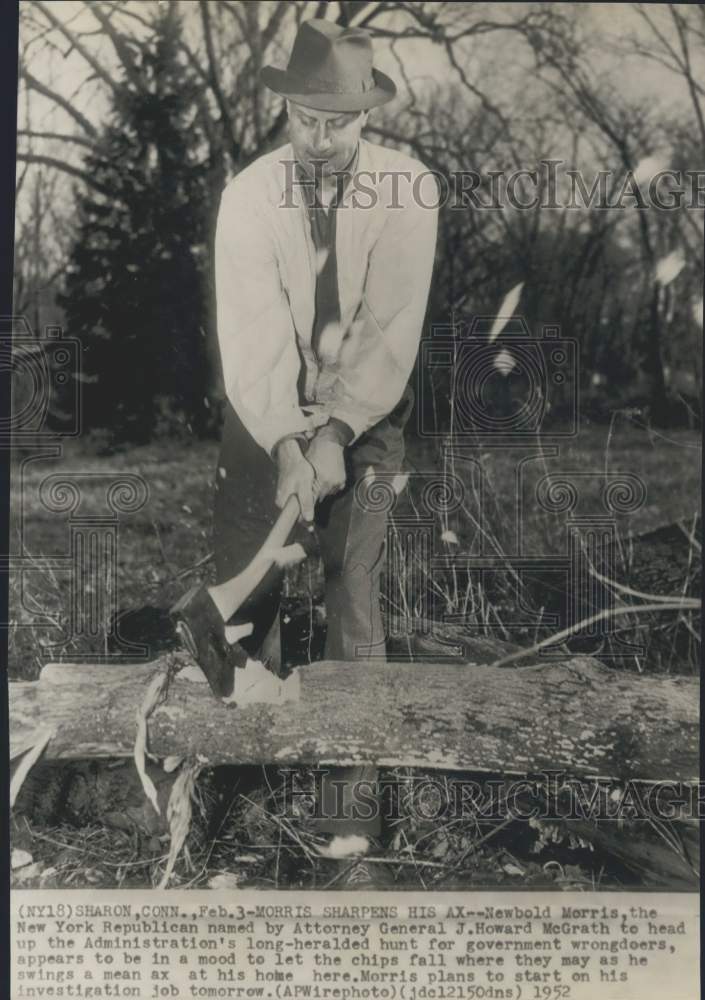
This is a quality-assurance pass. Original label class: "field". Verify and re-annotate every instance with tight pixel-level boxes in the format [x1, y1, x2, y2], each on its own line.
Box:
[8, 419, 701, 891]
[8, 418, 701, 677]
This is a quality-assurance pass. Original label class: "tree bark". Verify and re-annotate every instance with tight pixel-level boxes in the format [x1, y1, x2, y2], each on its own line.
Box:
[8, 654, 698, 782]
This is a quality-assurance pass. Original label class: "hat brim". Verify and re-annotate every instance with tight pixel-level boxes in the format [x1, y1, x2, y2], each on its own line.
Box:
[260, 65, 396, 111]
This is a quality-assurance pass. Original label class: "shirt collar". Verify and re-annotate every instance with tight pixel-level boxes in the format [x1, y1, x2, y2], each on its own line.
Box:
[295, 145, 360, 210]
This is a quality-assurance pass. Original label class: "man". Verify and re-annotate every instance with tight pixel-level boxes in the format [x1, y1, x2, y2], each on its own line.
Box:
[175, 18, 438, 858]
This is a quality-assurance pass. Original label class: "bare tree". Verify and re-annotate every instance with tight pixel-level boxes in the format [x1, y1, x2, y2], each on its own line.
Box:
[516, 4, 703, 419]
[13, 0, 704, 420]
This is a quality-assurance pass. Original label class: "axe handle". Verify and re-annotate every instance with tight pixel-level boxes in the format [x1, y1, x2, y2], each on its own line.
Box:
[219, 493, 302, 622]
[263, 493, 301, 551]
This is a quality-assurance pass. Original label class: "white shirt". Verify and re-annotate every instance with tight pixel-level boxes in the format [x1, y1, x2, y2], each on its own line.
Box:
[214, 138, 439, 455]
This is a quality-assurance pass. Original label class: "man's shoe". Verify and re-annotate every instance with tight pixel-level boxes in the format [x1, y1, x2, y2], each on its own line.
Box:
[171, 585, 248, 699]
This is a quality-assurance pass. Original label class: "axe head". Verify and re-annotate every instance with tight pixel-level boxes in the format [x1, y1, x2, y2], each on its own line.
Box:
[171, 585, 299, 704]
[171, 585, 247, 699]
[179, 655, 300, 706]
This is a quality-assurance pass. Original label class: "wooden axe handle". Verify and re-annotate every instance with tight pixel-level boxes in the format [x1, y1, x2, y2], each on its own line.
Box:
[220, 494, 302, 622]
[262, 493, 301, 551]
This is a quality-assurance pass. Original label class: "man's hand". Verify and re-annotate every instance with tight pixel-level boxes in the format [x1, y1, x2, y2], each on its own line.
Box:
[306, 431, 347, 501]
[274, 438, 316, 524]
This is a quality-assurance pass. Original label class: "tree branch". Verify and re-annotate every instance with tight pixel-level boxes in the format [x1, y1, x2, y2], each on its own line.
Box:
[20, 66, 98, 137]
[18, 129, 95, 150]
[16, 153, 111, 197]
[200, 1, 242, 163]
[28, 0, 123, 97]
[669, 5, 705, 152]
[86, 2, 146, 93]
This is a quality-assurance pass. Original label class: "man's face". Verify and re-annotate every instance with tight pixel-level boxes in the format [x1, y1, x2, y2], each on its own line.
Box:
[287, 101, 367, 178]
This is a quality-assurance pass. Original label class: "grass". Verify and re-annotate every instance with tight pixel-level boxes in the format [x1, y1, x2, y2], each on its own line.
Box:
[388, 416, 701, 672]
[7, 419, 701, 678]
[8, 435, 216, 678]
[11, 764, 651, 892]
[7, 418, 701, 890]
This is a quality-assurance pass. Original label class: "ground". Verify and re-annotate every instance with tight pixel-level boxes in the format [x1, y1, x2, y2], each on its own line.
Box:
[8, 419, 702, 890]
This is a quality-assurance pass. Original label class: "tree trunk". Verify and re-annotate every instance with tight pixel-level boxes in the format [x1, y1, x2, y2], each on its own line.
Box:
[623, 517, 701, 596]
[9, 653, 698, 782]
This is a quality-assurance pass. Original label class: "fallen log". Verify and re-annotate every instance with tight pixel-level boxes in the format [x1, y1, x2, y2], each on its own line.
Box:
[563, 818, 700, 889]
[9, 652, 699, 782]
[623, 517, 701, 596]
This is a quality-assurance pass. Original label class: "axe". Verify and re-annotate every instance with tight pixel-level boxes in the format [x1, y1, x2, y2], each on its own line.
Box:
[172, 494, 305, 706]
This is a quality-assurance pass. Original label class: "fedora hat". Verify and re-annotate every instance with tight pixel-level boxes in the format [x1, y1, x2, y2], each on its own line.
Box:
[260, 19, 396, 112]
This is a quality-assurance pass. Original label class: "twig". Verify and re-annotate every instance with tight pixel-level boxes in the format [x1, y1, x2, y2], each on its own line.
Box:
[587, 566, 699, 606]
[678, 519, 701, 553]
[491, 601, 700, 670]
[238, 794, 318, 865]
[29, 829, 168, 870]
[400, 826, 427, 890]
[321, 854, 453, 890]
[151, 519, 176, 576]
[433, 815, 516, 884]
[173, 552, 213, 582]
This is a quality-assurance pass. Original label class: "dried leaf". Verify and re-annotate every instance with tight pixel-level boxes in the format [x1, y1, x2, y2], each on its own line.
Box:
[10, 727, 54, 809]
[11, 848, 33, 870]
[13, 862, 43, 883]
[134, 671, 170, 816]
[157, 762, 202, 889]
[502, 862, 525, 876]
[430, 836, 450, 859]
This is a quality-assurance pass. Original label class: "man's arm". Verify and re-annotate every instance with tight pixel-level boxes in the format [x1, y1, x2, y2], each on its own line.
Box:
[215, 178, 319, 518]
[327, 168, 439, 440]
[214, 179, 312, 457]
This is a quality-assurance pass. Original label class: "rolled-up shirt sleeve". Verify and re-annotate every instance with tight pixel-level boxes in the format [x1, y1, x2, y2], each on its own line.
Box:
[215, 181, 310, 456]
[329, 169, 439, 440]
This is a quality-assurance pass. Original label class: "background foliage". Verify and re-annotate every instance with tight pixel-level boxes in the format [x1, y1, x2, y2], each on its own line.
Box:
[15, 1, 705, 443]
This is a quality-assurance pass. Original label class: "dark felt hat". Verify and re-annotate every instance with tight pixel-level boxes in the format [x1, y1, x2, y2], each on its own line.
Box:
[260, 18, 396, 112]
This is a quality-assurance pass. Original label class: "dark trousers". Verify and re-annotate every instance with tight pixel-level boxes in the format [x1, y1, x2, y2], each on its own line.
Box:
[212, 389, 412, 835]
